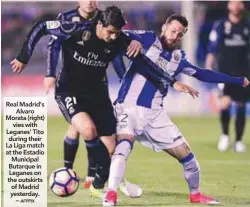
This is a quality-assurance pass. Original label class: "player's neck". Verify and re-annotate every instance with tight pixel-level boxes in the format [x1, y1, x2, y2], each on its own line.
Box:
[78, 8, 97, 20]
[229, 13, 242, 24]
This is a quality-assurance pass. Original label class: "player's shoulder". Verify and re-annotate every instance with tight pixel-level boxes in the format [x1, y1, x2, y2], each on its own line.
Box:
[133, 30, 158, 44]
[213, 18, 227, 29]
[58, 8, 79, 21]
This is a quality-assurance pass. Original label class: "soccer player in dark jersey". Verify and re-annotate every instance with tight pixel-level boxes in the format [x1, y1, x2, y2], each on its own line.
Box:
[46, 0, 100, 189]
[206, 1, 250, 152]
[10, 6, 144, 198]
[44, 1, 132, 193]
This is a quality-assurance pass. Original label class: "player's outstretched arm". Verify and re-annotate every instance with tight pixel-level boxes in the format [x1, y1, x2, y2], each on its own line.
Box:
[45, 14, 63, 94]
[11, 20, 91, 72]
[182, 62, 248, 86]
[181, 49, 248, 87]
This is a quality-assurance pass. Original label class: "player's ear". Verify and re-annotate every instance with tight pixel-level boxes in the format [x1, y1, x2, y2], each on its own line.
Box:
[161, 23, 167, 33]
[97, 20, 103, 28]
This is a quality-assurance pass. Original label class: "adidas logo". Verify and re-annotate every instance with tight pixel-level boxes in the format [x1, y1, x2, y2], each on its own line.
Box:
[76, 41, 84, 46]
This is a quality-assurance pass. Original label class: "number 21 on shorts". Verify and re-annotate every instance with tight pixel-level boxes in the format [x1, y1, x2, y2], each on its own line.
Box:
[65, 97, 77, 115]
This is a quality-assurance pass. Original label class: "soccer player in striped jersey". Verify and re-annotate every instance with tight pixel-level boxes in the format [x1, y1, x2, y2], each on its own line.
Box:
[103, 14, 249, 206]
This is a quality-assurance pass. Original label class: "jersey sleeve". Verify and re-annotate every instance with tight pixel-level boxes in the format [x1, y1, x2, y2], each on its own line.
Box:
[141, 55, 177, 88]
[181, 50, 244, 85]
[46, 13, 63, 77]
[16, 20, 91, 64]
[111, 54, 126, 81]
[207, 20, 224, 54]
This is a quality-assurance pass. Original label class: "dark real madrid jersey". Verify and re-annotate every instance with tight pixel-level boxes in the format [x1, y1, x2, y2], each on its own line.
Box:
[16, 20, 130, 103]
[208, 18, 250, 76]
[47, 7, 102, 77]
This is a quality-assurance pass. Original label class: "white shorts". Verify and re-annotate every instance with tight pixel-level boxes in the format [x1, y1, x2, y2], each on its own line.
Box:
[115, 103, 186, 152]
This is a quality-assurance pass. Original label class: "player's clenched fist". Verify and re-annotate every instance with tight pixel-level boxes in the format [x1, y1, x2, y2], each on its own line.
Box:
[10, 59, 26, 74]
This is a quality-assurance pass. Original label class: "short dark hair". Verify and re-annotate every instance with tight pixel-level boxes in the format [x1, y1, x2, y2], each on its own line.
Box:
[165, 14, 188, 28]
[99, 6, 126, 29]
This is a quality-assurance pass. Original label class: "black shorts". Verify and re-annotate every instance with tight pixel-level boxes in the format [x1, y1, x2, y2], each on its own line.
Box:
[222, 84, 250, 102]
[55, 93, 116, 136]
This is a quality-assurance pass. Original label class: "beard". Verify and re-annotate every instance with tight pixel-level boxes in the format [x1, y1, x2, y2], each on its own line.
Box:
[161, 36, 180, 50]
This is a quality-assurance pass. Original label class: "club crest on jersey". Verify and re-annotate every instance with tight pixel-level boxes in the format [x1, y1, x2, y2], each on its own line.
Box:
[224, 21, 231, 34]
[46, 21, 61, 29]
[72, 16, 80, 22]
[173, 52, 180, 62]
[82, 31, 91, 41]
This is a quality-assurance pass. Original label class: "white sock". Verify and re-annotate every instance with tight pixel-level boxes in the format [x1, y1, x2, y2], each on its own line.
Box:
[180, 153, 200, 194]
[108, 140, 132, 191]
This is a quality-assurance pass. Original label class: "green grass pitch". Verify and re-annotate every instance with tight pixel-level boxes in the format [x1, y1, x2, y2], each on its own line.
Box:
[47, 116, 250, 207]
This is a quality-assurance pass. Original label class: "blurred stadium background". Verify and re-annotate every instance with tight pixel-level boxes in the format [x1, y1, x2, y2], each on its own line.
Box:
[2, 1, 250, 116]
[2, 2, 250, 207]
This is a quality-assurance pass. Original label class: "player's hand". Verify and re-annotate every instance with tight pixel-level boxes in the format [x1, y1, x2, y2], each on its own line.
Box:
[173, 81, 199, 99]
[10, 59, 26, 74]
[44, 77, 56, 94]
[126, 40, 142, 58]
[243, 77, 249, 87]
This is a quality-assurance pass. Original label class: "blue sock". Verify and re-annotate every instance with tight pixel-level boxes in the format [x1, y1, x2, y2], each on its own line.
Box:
[64, 136, 79, 169]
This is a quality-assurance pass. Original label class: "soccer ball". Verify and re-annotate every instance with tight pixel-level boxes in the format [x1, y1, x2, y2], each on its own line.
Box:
[49, 167, 79, 197]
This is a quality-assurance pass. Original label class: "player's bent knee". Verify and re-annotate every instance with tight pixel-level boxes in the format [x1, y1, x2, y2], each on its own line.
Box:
[71, 112, 97, 139]
[112, 139, 134, 161]
[166, 141, 191, 160]
[82, 126, 98, 140]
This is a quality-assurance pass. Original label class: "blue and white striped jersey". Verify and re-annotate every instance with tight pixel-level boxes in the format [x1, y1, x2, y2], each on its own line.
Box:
[115, 31, 244, 109]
